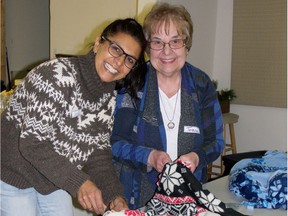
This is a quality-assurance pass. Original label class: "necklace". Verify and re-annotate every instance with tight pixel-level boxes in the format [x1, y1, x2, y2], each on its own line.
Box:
[159, 84, 181, 129]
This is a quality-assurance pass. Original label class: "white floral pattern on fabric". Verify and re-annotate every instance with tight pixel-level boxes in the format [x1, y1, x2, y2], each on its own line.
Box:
[160, 163, 184, 195]
[195, 191, 224, 213]
[105, 161, 244, 216]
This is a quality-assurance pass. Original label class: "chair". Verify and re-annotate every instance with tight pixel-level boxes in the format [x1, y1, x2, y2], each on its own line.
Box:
[207, 113, 239, 180]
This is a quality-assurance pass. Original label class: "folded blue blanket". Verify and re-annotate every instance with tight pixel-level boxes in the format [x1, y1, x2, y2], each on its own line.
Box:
[229, 150, 287, 209]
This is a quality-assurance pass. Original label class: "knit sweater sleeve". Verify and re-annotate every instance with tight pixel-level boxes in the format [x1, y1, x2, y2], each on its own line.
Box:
[85, 147, 124, 204]
[15, 60, 90, 197]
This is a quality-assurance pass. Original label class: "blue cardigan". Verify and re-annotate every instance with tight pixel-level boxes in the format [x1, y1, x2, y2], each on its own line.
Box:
[111, 62, 225, 209]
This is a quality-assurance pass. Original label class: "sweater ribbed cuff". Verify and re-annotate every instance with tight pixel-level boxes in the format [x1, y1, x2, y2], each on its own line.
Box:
[65, 169, 90, 197]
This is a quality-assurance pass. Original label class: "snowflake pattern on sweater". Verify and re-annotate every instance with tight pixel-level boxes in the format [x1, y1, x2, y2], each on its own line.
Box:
[1, 52, 125, 201]
[5, 56, 116, 169]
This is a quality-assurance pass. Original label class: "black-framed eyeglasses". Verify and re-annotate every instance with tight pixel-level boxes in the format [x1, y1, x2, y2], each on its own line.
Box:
[101, 36, 138, 69]
[149, 39, 186, 50]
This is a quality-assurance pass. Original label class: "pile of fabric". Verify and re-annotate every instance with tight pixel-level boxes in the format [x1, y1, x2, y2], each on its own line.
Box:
[229, 150, 287, 210]
[105, 161, 245, 216]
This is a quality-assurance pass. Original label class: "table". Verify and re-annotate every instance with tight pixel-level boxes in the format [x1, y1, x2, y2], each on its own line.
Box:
[204, 176, 287, 216]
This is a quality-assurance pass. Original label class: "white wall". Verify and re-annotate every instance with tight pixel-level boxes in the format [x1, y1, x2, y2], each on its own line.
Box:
[212, 0, 233, 90]
[5, 0, 49, 79]
[50, 0, 138, 58]
[211, 0, 287, 152]
[231, 105, 287, 152]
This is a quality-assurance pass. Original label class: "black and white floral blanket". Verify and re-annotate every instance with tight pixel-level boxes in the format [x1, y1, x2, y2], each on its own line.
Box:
[105, 161, 245, 216]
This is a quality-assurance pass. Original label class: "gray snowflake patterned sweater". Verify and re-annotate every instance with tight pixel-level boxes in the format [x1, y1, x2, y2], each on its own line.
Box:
[1, 51, 123, 203]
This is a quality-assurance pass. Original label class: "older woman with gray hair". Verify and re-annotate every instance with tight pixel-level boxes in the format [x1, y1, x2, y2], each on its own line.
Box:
[111, 2, 225, 209]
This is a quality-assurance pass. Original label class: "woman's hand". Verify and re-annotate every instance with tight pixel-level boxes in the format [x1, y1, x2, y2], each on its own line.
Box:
[106, 196, 129, 212]
[148, 150, 172, 172]
[178, 152, 199, 172]
[77, 180, 106, 215]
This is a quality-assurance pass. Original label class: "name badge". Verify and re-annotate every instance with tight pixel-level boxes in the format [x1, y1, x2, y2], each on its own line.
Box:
[184, 126, 200, 134]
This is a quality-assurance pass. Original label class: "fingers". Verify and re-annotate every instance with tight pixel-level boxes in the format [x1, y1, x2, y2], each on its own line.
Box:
[90, 191, 105, 213]
[179, 152, 199, 166]
[148, 150, 172, 172]
[178, 152, 199, 172]
[77, 180, 106, 215]
[108, 196, 129, 212]
[78, 193, 105, 214]
[156, 155, 170, 172]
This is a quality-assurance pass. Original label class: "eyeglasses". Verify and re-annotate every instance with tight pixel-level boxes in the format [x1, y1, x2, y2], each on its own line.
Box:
[149, 39, 186, 50]
[101, 36, 138, 69]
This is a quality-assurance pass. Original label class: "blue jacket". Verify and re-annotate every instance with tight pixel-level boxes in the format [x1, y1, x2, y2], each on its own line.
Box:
[111, 62, 225, 209]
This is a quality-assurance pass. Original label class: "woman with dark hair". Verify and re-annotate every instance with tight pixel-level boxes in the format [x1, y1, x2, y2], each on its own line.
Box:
[0, 18, 146, 216]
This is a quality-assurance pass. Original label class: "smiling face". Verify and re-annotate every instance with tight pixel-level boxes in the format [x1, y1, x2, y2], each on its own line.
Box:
[93, 32, 142, 82]
[149, 20, 188, 78]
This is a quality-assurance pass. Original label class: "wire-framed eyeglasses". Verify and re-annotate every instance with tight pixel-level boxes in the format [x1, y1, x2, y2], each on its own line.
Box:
[149, 39, 186, 50]
[101, 36, 138, 69]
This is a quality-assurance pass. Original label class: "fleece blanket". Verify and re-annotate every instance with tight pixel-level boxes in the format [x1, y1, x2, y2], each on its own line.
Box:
[228, 150, 287, 210]
[104, 161, 245, 216]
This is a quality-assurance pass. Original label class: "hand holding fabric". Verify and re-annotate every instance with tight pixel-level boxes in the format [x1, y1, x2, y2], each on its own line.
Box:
[107, 196, 129, 212]
[178, 152, 199, 172]
[148, 150, 172, 172]
[77, 180, 106, 215]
